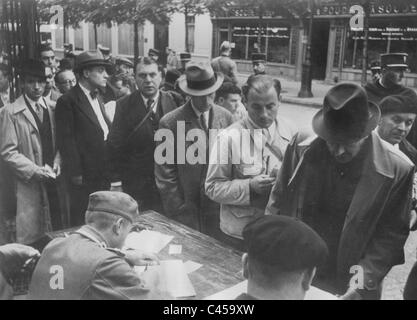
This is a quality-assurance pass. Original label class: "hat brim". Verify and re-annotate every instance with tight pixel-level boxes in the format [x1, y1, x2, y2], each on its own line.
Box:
[312, 101, 381, 143]
[178, 73, 224, 97]
[75, 61, 114, 74]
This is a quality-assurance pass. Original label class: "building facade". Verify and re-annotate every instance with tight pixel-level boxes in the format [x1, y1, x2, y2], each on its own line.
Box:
[211, 1, 417, 87]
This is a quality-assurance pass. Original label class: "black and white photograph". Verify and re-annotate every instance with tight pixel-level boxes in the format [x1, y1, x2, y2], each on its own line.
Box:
[1, 0, 417, 304]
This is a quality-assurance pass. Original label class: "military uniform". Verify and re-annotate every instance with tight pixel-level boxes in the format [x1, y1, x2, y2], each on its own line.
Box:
[27, 225, 157, 300]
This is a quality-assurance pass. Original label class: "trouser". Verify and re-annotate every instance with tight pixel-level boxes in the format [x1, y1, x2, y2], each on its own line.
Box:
[123, 175, 162, 213]
[45, 180, 61, 230]
[68, 179, 110, 227]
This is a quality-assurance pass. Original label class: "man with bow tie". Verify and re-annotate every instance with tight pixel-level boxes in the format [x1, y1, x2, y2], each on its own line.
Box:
[55, 51, 114, 227]
[0, 60, 64, 249]
[107, 57, 183, 212]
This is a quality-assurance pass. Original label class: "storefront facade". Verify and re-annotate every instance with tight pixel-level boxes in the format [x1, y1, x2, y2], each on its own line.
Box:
[212, 1, 417, 88]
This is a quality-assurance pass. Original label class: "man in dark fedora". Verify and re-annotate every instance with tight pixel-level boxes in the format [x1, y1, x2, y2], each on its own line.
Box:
[155, 61, 233, 235]
[266, 82, 414, 300]
[364, 53, 417, 149]
[56, 51, 114, 227]
[0, 60, 65, 248]
[251, 53, 267, 76]
[108, 57, 183, 212]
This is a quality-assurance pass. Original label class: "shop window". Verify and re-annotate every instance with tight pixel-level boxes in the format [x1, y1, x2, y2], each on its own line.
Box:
[344, 20, 417, 73]
[230, 23, 291, 63]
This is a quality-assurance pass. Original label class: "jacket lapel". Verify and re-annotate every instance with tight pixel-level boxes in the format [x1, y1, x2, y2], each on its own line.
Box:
[73, 85, 102, 130]
[159, 91, 175, 116]
[14, 96, 39, 134]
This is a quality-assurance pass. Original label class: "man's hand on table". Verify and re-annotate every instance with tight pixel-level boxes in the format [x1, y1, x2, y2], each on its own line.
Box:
[123, 249, 159, 266]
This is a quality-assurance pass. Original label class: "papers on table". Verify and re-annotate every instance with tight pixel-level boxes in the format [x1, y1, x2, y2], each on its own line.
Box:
[169, 244, 182, 255]
[124, 230, 173, 253]
[204, 280, 338, 300]
[140, 260, 196, 298]
[184, 261, 202, 274]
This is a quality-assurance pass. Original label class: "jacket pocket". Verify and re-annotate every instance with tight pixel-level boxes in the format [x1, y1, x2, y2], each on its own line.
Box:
[228, 205, 256, 218]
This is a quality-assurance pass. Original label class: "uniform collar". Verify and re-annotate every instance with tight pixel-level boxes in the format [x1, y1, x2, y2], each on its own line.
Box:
[76, 225, 109, 248]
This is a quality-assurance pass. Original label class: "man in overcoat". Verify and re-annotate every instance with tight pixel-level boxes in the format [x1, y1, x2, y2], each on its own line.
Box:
[155, 61, 233, 235]
[0, 60, 63, 249]
[266, 83, 414, 300]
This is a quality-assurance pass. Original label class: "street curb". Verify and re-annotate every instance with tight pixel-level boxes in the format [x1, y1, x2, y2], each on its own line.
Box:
[281, 96, 322, 109]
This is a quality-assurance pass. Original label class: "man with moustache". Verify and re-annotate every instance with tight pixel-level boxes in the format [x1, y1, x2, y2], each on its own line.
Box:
[108, 57, 183, 212]
[56, 51, 113, 227]
[266, 83, 413, 300]
[155, 62, 233, 234]
[364, 53, 417, 148]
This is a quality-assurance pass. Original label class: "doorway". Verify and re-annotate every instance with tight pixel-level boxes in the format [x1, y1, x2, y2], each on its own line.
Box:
[311, 21, 330, 80]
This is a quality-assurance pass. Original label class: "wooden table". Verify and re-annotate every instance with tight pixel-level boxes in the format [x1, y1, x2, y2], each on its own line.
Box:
[49, 211, 245, 300]
[135, 211, 244, 300]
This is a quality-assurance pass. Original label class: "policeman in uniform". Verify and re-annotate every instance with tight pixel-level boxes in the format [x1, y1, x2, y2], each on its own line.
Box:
[27, 191, 160, 300]
[364, 53, 417, 149]
[251, 53, 267, 76]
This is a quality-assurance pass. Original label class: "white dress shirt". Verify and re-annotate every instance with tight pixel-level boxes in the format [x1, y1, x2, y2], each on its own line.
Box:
[79, 83, 109, 140]
[25, 94, 47, 121]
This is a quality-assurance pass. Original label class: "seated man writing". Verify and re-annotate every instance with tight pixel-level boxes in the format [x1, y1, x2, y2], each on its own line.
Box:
[28, 191, 160, 300]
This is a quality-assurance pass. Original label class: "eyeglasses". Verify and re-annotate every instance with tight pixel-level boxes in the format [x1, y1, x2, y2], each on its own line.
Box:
[59, 79, 76, 85]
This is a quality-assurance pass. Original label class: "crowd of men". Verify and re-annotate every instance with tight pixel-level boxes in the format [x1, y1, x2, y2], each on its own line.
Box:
[0, 40, 417, 300]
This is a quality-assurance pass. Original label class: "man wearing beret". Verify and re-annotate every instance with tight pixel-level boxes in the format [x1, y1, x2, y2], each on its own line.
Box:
[56, 51, 114, 227]
[237, 215, 328, 300]
[267, 82, 414, 299]
[0, 59, 65, 248]
[364, 53, 417, 149]
[28, 191, 160, 300]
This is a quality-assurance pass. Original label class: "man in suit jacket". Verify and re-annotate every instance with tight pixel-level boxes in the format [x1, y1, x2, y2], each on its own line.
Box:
[108, 57, 183, 212]
[205, 75, 296, 250]
[155, 61, 233, 235]
[0, 60, 63, 248]
[55, 51, 113, 227]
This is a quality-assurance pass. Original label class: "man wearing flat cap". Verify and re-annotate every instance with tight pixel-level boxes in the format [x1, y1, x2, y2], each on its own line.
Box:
[148, 48, 160, 63]
[56, 51, 114, 227]
[237, 215, 328, 300]
[364, 53, 417, 149]
[251, 53, 267, 77]
[267, 82, 414, 300]
[0, 60, 65, 248]
[155, 61, 233, 235]
[28, 191, 160, 300]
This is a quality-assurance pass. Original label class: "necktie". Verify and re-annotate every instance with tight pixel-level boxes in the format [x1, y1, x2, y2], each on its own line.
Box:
[90, 90, 99, 100]
[200, 113, 208, 134]
[35, 102, 43, 122]
[147, 99, 160, 132]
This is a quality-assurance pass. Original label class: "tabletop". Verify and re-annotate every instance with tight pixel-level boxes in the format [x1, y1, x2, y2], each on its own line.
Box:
[48, 210, 245, 300]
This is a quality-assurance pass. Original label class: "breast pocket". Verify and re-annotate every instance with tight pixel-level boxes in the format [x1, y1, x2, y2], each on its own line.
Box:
[238, 163, 263, 177]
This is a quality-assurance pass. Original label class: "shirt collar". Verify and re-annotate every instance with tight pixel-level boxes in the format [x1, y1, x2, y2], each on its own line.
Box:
[24, 94, 47, 109]
[141, 91, 160, 106]
[190, 99, 210, 118]
[79, 82, 94, 98]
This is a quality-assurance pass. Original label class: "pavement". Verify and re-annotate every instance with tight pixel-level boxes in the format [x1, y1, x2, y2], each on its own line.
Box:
[236, 72, 331, 108]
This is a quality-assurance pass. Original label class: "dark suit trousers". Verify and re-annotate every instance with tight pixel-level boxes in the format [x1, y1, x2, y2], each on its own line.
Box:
[123, 174, 162, 213]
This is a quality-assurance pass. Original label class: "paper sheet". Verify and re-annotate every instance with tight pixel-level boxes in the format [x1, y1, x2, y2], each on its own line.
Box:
[141, 260, 196, 298]
[169, 244, 182, 255]
[204, 280, 338, 300]
[123, 230, 173, 253]
[184, 261, 202, 274]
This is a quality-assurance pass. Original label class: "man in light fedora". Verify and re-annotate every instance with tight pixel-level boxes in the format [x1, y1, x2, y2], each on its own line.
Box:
[56, 51, 114, 227]
[266, 82, 414, 300]
[155, 61, 233, 235]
